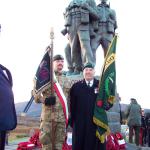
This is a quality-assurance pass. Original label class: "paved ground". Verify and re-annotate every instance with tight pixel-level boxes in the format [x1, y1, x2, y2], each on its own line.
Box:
[5, 140, 150, 150]
[5, 137, 42, 150]
[5, 137, 29, 150]
[126, 143, 150, 150]
[5, 143, 18, 150]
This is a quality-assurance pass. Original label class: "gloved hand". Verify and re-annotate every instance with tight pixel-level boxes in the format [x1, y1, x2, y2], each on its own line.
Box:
[44, 96, 56, 106]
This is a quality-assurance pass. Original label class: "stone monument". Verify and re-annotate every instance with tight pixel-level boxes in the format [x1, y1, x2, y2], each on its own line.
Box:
[62, 0, 99, 75]
[62, 0, 120, 133]
[62, 0, 117, 75]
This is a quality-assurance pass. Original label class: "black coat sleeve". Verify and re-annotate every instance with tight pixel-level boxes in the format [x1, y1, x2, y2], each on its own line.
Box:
[69, 84, 76, 127]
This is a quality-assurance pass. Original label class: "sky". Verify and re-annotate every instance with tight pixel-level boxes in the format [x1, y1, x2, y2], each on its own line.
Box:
[0, 0, 150, 108]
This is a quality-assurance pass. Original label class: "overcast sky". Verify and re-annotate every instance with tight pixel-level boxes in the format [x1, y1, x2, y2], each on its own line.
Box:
[0, 0, 150, 108]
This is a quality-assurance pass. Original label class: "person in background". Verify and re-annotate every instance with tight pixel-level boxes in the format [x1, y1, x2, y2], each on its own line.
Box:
[145, 113, 150, 147]
[126, 98, 141, 146]
[0, 64, 17, 150]
[140, 109, 147, 146]
[118, 96, 123, 124]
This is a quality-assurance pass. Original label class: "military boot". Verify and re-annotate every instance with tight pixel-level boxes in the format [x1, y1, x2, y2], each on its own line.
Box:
[66, 67, 74, 76]
[71, 67, 82, 75]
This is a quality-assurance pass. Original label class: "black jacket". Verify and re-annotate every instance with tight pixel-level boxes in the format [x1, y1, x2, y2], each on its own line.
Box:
[70, 78, 100, 150]
[0, 64, 17, 131]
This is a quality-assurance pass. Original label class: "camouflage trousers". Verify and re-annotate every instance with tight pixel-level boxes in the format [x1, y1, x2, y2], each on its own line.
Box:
[39, 121, 66, 150]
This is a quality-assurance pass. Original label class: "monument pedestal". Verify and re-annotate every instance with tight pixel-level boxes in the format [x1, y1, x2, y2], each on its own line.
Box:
[65, 75, 121, 134]
[107, 93, 121, 133]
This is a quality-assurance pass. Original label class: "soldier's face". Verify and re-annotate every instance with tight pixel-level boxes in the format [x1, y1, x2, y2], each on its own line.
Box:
[53, 59, 64, 72]
[83, 68, 95, 81]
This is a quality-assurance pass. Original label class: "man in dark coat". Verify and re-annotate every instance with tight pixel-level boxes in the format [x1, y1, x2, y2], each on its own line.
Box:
[0, 64, 17, 150]
[145, 113, 150, 147]
[69, 63, 105, 150]
[140, 109, 147, 146]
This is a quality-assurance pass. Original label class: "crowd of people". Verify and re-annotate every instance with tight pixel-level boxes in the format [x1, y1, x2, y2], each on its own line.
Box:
[0, 0, 150, 149]
[1, 56, 150, 150]
[0, 0, 117, 148]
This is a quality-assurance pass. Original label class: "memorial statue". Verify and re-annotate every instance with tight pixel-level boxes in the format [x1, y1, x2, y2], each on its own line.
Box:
[62, 0, 117, 75]
[91, 0, 117, 64]
[63, 42, 82, 75]
[62, 0, 99, 75]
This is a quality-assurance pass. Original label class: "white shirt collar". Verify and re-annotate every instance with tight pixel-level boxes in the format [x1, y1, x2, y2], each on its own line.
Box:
[3, 70, 9, 79]
[85, 79, 94, 87]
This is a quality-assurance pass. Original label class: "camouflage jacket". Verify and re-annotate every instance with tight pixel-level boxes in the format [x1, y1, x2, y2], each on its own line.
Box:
[34, 73, 72, 123]
[126, 101, 141, 127]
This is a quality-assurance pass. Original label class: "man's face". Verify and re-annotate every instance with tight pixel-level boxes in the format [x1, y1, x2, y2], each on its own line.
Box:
[141, 110, 144, 116]
[83, 68, 95, 81]
[53, 59, 64, 72]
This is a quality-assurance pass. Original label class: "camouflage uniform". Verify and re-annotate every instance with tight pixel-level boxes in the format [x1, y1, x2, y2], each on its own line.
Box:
[34, 72, 72, 150]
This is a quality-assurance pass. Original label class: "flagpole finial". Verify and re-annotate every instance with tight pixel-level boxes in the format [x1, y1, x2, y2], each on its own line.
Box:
[50, 27, 54, 40]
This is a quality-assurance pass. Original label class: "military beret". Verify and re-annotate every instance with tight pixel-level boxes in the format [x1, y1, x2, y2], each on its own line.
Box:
[53, 54, 64, 61]
[130, 98, 136, 101]
[83, 63, 94, 70]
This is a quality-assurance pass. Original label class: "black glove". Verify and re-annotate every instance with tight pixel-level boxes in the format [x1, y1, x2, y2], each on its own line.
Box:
[103, 102, 113, 111]
[68, 117, 73, 128]
[44, 96, 56, 106]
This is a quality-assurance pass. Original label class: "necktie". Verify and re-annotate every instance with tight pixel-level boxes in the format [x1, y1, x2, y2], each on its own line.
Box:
[87, 81, 91, 87]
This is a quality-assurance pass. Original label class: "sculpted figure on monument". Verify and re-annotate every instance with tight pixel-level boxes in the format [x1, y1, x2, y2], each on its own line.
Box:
[62, 0, 117, 75]
[91, 0, 117, 64]
[62, 0, 99, 75]
[63, 42, 82, 75]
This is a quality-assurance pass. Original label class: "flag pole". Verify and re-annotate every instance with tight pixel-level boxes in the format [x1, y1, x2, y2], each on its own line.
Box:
[49, 27, 56, 150]
[50, 27, 54, 95]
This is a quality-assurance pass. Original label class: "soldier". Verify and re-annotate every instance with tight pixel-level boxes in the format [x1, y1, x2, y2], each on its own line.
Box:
[34, 54, 71, 150]
[126, 98, 141, 146]
[63, 0, 99, 74]
[91, 0, 117, 63]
